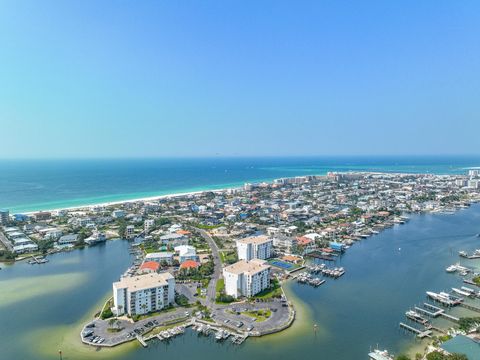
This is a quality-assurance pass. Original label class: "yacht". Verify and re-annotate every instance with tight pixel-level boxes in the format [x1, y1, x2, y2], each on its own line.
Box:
[452, 288, 471, 297]
[368, 349, 394, 360]
[446, 265, 457, 273]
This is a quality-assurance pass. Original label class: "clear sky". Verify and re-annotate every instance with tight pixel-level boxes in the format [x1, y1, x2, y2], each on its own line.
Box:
[0, 1, 479, 158]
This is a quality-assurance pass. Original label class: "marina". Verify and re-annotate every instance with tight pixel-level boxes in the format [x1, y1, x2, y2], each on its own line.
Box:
[2, 200, 480, 360]
[459, 249, 480, 259]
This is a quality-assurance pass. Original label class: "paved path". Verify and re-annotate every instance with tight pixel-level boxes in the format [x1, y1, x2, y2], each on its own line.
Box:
[191, 227, 222, 307]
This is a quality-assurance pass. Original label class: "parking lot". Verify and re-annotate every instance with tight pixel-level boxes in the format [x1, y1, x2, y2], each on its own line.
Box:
[81, 307, 191, 347]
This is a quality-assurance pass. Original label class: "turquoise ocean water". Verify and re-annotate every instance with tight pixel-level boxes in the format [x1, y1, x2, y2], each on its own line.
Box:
[1, 156, 480, 212]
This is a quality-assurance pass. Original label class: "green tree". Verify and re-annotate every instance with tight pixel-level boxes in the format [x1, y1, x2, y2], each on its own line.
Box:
[117, 219, 127, 238]
[108, 318, 117, 329]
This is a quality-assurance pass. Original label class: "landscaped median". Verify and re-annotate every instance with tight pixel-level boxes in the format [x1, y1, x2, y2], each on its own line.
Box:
[241, 309, 272, 322]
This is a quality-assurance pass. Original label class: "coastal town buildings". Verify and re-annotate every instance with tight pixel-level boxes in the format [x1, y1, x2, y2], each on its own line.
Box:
[174, 245, 197, 263]
[145, 252, 174, 265]
[112, 272, 175, 316]
[223, 259, 271, 298]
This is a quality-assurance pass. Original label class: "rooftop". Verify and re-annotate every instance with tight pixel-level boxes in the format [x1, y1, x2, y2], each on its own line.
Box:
[223, 259, 270, 275]
[180, 260, 200, 269]
[113, 272, 173, 291]
[139, 261, 161, 272]
[237, 235, 271, 245]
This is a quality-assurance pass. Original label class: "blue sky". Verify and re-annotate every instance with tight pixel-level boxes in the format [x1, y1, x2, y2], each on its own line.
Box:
[0, 1, 479, 158]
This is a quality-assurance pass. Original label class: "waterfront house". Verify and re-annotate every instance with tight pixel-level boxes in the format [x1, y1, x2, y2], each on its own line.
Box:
[145, 252, 174, 265]
[58, 234, 78, 245]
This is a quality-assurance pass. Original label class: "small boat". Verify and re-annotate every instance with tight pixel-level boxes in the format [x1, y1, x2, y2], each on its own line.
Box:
[461, 286, 475, 294]
[446, 265, 457, 273]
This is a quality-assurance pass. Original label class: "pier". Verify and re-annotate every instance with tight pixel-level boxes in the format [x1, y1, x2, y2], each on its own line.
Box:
[28, 256, 49, 264]
[413, 304, 459, 323]
[414, 304, 442, 317]
[399, 323, 432, 338]
[136, 335, 147, 348]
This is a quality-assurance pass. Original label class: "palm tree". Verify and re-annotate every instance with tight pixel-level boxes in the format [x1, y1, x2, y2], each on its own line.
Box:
[108, 318, 116, 329]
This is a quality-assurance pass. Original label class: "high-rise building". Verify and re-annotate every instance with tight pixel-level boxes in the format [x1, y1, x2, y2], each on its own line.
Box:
[223, 259, 271, 298]
[236, 235, 273, 261]
[113, 272, 175, 316]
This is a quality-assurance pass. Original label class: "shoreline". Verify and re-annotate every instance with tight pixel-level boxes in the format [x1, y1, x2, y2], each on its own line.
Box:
[14, 169, 463, 215]
[21, 188, 235, 215]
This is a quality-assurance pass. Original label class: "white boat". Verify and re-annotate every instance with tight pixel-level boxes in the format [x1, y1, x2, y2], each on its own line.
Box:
[461, 286, 475, 294]
[368, 349, 394, 360]
[452, 288, 471, 297]
[446, 265, 457, 273]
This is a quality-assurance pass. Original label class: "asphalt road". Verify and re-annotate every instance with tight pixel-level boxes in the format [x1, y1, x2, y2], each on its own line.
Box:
[192, 227, 222, 307]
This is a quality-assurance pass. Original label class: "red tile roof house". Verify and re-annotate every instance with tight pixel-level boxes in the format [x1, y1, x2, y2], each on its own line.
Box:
[138, 261, 161, 274]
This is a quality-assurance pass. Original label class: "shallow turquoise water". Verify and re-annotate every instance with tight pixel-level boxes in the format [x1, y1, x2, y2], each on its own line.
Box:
[1, 156, 480, 212]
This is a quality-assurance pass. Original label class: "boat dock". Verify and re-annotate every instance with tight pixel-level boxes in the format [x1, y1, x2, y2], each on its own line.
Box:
[28, 256, 49, 264]
[413, 303, 459, 323]
[136, 335, 147, 347]
[459, 251, 480, 259]
[399, 323, 432, 338]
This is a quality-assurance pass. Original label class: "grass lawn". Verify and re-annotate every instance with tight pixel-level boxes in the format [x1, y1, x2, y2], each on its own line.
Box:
[253, 280, 283, 300]
[219, 251, 237, 264]
[216, 278, 225, 294]
[242, 309, 272, 322]
[133, 306, 177, 321]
